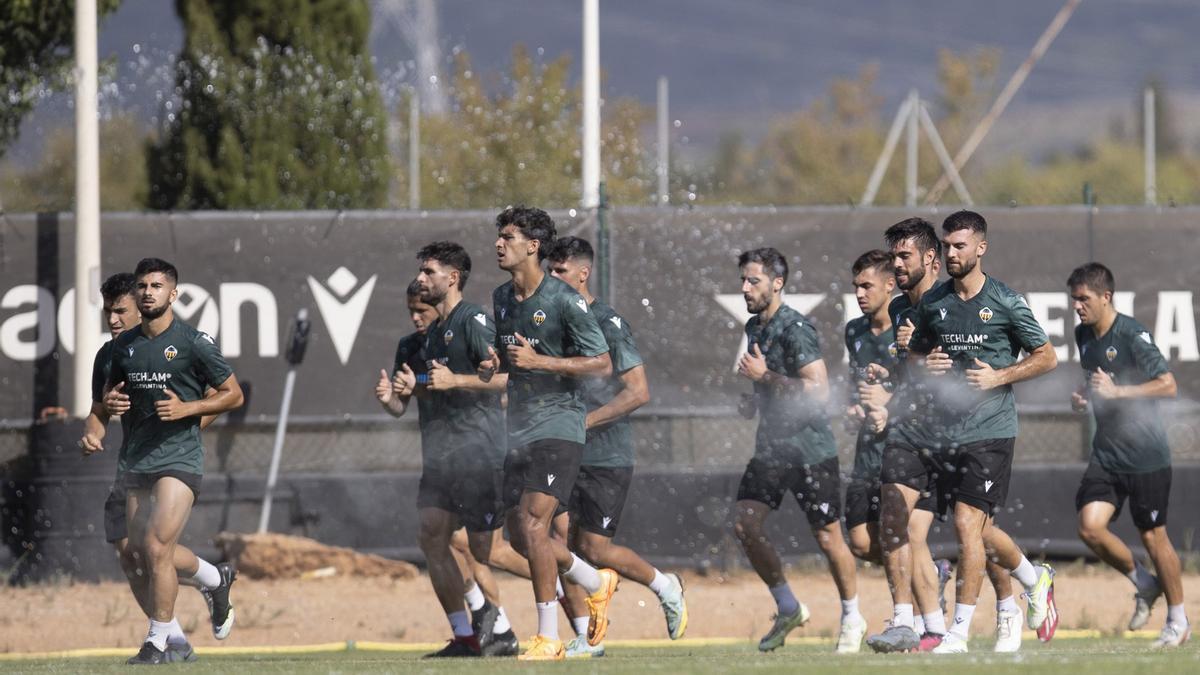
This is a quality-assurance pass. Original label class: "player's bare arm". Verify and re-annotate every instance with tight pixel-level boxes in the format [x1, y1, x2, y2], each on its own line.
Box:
[506, 332, 612, 378]
[965, 341, 1057, 391]
[157, 373, 244, 421]
[586, 364, 650, 430]
[80, 401, 110, 455]
[1090, 369, 1176, 400]
[376, 368, 411, 418]
[426, 358, 508, 392]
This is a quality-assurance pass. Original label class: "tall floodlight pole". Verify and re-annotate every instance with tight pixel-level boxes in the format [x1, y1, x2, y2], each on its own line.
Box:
[905, 89, 919, 207]
[409, 92, 420, 209]
[656, 76, 670, 205]
[581, 0, 600, 209]
[1144, 86, 1156, 206]
[74, 0, 102, 418]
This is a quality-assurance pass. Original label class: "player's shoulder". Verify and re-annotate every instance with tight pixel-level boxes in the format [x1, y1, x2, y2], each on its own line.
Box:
[492, 281, 514, 303]
[1073, 321, 1089, 344]
[545, 275, 586, 302]
[922, 279, 955, 304]
[112, 326, 142, 347]
[397, 331, 424, 352]
[588, 297, 617, 322]
[779, 305, 816, 337]
[1113, 314, 1154, 342]
[845, 314, 870, 338]
[887, 293, 910, 314]
[985, 276, 1029, 308]
[455, 301, 490, 327]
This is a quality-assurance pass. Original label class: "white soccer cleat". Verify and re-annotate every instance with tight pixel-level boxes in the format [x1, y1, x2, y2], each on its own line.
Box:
[1151, 622, 1191, 649]
[1129, 581, 1162, 631]
[931, 632, 969, 654]
[993, 608, 1022, 653]
[835, 615, 868, 654]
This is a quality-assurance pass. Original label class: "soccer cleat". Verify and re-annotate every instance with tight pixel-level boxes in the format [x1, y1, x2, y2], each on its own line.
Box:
[835, 615, 868, 653]
[127, 642, 168, 665]
[564, 635, 606, 658]
[758, 603, 810, 652]
[917, 632, 944, 652]
[585, 568, 620, 646]
[471, 600, 500, 648]
[480, 629, 519, 657]
[165, 641, 198, 663]
[660, 573, 688, 640]
[204, 562, 237, 640]
[866, 624, 919, 653]
[1129, 581, 1162, 631]
[1023, 564, 1054, 632]
[1150, 622, 1191, 649]
[935, 559, 953, 613]
[994, 608, 1022, 653]
[931, 632, 969, 654]
[424, 635, 482, 658]
[517, 634, 565, 661]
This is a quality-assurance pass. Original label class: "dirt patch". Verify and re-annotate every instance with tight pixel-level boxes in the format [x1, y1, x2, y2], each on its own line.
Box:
[2, 565, 1198, 653]
[214, 532, 418, 580]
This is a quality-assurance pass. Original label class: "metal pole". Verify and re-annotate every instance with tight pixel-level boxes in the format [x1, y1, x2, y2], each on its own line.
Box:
[905, 89, 919, 208]
[860, 96, 913, 206]
[581, 0, 600, 209]
[656, 76, 669, 205]
[917, 101, 973, 205]
[1144, 85, 1156, 206]
[257, 368, 296, 533]
[74, 0, 102, 418]
[597, 181, 610, 303]
[409, 92, 420, 210]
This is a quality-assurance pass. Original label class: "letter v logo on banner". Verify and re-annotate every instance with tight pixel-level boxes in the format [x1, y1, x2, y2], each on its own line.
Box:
[307, 267, 378, 365]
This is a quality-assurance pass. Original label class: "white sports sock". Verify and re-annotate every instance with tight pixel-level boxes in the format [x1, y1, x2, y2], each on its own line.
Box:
[1167, 604, 1188, 627]
[563, 555, 602, 595]
[146, 619, 172, 651]
[1011, 557, 1039, 591]
[950, 603, 976, 640]
[997, 595, 1019, 614]
[165, 618, 187, 646]
[572, 615, 590, 637]
[841, 596, 861, 621]
[464, 582, 486, 612]
[536, 601, 560, 640]
[556, 576, 565, 599]
[448, 610, 473, 637]
[494, 607, 512, 634]
[769, 583, 800, 616]
[648, 569, 671, 597]
[914, 615, 926, 634]
[923, 611, 946, 635]
[192, 558, 221, 591]
[892, 603, 914, 630]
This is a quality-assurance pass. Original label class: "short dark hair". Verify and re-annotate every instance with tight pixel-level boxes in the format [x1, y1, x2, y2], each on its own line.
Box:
[416, 241, 471, 290]
[495, 205, 556, 259]
[884, 217, 940, 256]
[405, 278, 423, 300]
[1067, 262, 1115, 295]
[545, 236, 594, 264]
[852, 249, 893, 277]
[100, 272, 137, 303]
[942, 210, 987, 236]
[134, 257, 178, 283]
[737, 247, 789, 282]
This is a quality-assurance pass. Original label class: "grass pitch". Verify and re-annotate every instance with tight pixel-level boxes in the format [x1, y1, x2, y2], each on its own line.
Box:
[2, 637, 1198, 674]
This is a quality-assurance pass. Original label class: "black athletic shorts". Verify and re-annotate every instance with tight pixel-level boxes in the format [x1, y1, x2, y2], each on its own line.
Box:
[567, 465, 634, 537]
[103, 482, 128, 544]
[737, 455, 842, 528]
[880, 440, 949, 516]
[418, 464, 505, 532]
[123, 470, 202, 500]
[1075, 462, 1171, 531]
[844, 478, 881, 529]
[502, 438, 584, 509]
[881, 437, 1014, 515]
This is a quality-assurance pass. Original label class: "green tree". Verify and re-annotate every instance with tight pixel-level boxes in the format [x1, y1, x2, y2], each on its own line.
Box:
[0, 0, 122, 158]
[147, 0, 389, 209]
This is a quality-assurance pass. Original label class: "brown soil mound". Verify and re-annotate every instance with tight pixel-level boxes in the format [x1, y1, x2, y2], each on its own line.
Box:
[214, 532, 418, 580]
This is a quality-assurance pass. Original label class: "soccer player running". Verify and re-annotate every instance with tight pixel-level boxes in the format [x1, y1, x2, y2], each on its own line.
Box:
[376, 278, 527, 657]
[545, 236, 688, 658]
[95, 258, 244, 664]
[80, 273, 235, 662]
[730, 247, 864, 653]
[892, 211, 1058, 654]
[1068, 262, 1190, 647]
[480, 206, 618, 661]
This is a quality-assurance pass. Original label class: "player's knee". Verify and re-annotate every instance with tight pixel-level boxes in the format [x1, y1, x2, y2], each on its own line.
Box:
[732, 515, 757, 543]
[848, 532, 872, 559]
[576, 534, 608, 562]
[141, 537, 173, 564]
[1077, 522, 1104, 546]
[418, 529, 451, 556]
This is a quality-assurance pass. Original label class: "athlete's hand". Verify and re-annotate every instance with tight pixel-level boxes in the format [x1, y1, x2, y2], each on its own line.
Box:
[965, 358, 1003, 391]
[79, 432, 105, 456]
[1089, 367, 1119, 399]
[477, 346, 500, 383]
[737, 393, 757, 419]
[155, 388, 191, 421]
[846, 404, 866, 421]
[426, 359, 458, 391]
[737, 343, 768, 381]
[865, 363, 891, 383]
[923, 346, 952, 376]
[1070, 387, 1089, 412]
[103, 381, 130, 416]
[375, 369, 394, 404]
[393, 363, 417, 397]
[857, 381, 889, 409]
[896, 318, 915, 350]
[507, 333, 542, 370]
[866, 406, 889, 434]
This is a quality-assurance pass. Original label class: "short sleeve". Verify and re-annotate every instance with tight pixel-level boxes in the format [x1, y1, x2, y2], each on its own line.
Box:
[561, 292, 608, 357]
[193, 332, 234, 388]
[907, 303, 936, 355]
[105, 340, 125, 392]
[1008, 293, 1049, 352]
[784, 320, 821, 373]
[464, 308, 496, 366]
[91, 344, 109, 403]
[393, 335, 417, 374]
[1129, 327, 1170, 380]
[844, 324, 858, 368]
[602, 314, 643, 374]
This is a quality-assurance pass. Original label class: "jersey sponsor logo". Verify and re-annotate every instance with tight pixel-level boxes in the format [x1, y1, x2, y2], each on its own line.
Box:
[1139, 331, 1153, 344]
[533, 309, 547, 326]
[602, 516, 612, 529]
[164, 345, 178, 361]
[984, 480, 994, 492]
[473, 313, 487, 326]
[546, 473, 556, 486]
[939, 308, 948, 321]
[979, 306, 994, 322]
[307, 266, 378, 365]
[501, 334, 540, 347]
[575, 298, 588, 313]
[610, 316, 622, 329]
[443, 329, 454, 345]
[1106, 346, 1118, 361]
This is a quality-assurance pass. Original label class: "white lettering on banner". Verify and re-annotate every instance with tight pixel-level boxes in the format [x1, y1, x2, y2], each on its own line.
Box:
[54, 288, 109, 356]
[173, 283, 220, 337]
[307, 267, 378, 365]
[1156, 292, 1199, 362]
[712, 293, 825, 371]
[841, 293, 860, 364]
[0, 285, 55, 360]
[219, 283, 279, 358]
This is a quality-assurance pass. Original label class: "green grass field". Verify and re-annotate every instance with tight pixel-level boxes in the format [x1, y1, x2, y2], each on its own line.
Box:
[3, 638, 1198, 674]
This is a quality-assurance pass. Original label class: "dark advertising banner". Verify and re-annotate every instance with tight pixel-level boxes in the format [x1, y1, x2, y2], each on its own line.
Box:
[1, 208, 1197, 421]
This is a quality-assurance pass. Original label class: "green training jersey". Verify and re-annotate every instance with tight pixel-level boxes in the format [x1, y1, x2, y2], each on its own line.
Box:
[908, 277, 1049, 444]
[578, 299, 644, 468]
[845, 314, 899, 480]
[1077, 314, 1172, 473]
[92, 339, 132, 449]
[887, 292, 941, 450]
[106, 318, 234, 476]
[392, 331, 433, 451]
[421, 301, 506, 469]
[493, 274, 609, 449]
[745, 304, 837, 465]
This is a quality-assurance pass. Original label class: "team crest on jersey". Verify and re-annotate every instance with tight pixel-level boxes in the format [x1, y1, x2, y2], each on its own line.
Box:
[533, 309, 547, 326]
[163, 345, 178, 361]
[443, 329, 454, 345]
[888, 342, 898, 357]
[978, 307, 994, 322]
[1105, 346, 1118, 361]
[575, 298, 588, 312]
